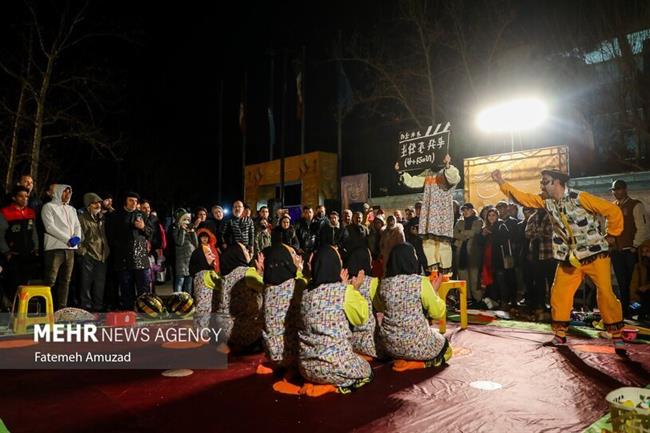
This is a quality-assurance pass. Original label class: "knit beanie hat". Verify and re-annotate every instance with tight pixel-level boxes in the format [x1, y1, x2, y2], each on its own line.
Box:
[83, 192, 102, 208]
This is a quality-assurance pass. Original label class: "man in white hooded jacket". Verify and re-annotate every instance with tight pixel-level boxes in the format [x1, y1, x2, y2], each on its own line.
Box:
[41, 184, 81, 308]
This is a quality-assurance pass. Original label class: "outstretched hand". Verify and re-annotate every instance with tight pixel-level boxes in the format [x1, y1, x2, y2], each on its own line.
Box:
[491, 169, 505, 185]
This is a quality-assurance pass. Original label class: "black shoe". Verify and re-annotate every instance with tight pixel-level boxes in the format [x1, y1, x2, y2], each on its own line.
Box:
[613, 339, 627, 357]
[542, 335, 567, 346]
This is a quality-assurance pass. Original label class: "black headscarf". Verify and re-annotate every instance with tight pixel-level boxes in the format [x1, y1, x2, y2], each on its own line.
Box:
[220, 242, 249, 276]
[310, 246, 342, 286]
[345, 247, 372, 278]
[263, 243, 297, 285]
[385, 243, 420, 277]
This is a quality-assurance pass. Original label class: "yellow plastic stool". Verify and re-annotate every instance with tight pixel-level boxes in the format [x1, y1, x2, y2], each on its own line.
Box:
[437, 280, 468, 334]
[12, 285, 55, 334]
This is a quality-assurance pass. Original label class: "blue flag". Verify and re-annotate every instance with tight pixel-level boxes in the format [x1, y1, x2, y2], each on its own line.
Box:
[338, 62, 353, 113]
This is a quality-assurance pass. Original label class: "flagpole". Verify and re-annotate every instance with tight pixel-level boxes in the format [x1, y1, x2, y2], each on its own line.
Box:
[218, 79, 223, 204]
[268, 50, 275, 161]
[336, 31, 343, 208]
[300, 45, 306, 155]
[241, 70, 248, 199]
[280, 48, 288, 208]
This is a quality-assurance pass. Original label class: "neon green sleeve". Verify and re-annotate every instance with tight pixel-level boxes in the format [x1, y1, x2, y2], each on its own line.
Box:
[203, 271, 221, 290]
[245, 267, 265, 291]
[420, 276, 446, 320]
[344, 285, 369, 326]
[295, 270, 309, 290]
[368, 277, 379, 299]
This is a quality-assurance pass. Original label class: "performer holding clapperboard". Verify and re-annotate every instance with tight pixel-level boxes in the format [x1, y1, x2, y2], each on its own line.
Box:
[395, 123, 460, 278]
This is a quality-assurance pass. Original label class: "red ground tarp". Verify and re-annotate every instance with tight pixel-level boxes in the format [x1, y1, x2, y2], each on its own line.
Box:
[0, 325, 648, 433]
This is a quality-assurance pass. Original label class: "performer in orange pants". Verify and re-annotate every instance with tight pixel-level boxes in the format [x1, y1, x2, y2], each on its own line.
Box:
[491, 168, 626, 355]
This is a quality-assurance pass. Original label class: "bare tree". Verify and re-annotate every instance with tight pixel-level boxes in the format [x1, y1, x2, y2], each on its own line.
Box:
[0, 0, 129, 191]
[338, 0, 515, 134]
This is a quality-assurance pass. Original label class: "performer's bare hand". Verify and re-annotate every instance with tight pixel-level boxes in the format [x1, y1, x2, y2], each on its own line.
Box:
[443, 154, 451, 165]
[340, 268, 349, 285]
[491, 169, 505, 185]
[430, 273, 444, 293]
[351, 270, 365, 291]
[255, 251, 265, 274]
[394, 162, 400, 171]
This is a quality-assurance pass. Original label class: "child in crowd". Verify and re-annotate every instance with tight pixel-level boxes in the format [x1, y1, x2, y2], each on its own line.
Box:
[174, 208, 198, 294]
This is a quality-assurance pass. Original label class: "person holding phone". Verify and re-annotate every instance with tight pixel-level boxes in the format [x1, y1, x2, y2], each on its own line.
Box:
[106, 191, 153, 310]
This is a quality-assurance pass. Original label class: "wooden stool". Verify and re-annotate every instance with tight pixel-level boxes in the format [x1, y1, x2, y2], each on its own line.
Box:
[12, 285, 55, 334]
[437, 280, 468, 334]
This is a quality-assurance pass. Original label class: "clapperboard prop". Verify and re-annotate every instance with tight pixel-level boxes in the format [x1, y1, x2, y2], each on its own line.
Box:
[398, 122, 451, 172]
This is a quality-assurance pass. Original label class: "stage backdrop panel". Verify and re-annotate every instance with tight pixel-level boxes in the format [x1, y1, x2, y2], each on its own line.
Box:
[341, 173, 370, 210]
[464, 146, 569, 210]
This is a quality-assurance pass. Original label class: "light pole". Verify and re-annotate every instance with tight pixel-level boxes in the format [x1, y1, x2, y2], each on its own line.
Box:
[476, 98, 548, 152]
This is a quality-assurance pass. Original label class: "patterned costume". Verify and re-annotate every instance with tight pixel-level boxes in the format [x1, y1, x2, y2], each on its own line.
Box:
[402, 165, 460, 272]
[262, 275, 307, 366]
[500, 180, 625, 341]
[299, 282, 372, 388]
[192, 270, 219, 328]
[214, 265, 264, 348]
[377, 274, 448, 360]
[350, 275, 380, 358]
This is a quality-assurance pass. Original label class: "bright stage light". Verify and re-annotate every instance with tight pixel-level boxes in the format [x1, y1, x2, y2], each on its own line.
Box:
[476, 98, 548, 133]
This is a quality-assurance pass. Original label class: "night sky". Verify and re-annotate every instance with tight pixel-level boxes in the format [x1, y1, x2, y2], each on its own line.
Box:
[0, 0, 645, 215]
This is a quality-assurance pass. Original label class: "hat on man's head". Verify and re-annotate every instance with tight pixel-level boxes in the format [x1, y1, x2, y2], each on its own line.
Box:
[460, 202, 474, 210]
[610, 179, 627, 190]
[496, 201, 508, 208]
[124, 191, 141, 201]
[83, 192, 102, 208]
[541, 169, 570, 183]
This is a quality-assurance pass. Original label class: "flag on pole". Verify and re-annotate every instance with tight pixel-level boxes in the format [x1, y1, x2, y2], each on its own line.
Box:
[267, 107, 276, 147]
[296, 71, 303, 120]
[338, 61, 353, 114]
[239, 102, 246, 136]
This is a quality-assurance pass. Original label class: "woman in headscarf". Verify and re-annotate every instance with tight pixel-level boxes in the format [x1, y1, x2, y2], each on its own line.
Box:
[345, 247, 380, 360]
[215, 242, 264, 351]
[272, 215, 300, 251]
[477, 207, 511, 309]
[380, 215, 405, 274]
[294, 245, 372, 397]
[190, 228, 220, 328]
[377, 243, 452, 372]
[368, 215, 386, 277]
[257, 244, 309, 390]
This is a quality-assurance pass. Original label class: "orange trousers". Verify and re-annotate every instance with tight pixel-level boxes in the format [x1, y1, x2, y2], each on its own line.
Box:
[550, 256, 623, 338]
